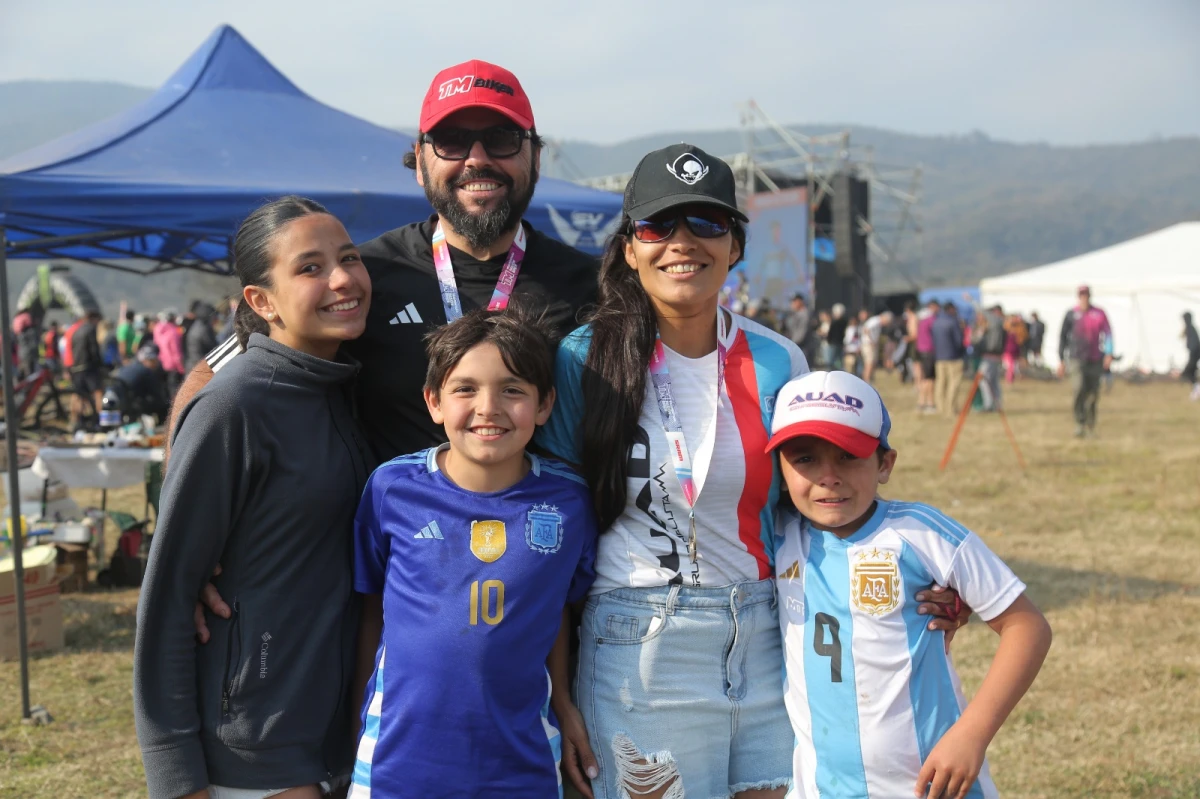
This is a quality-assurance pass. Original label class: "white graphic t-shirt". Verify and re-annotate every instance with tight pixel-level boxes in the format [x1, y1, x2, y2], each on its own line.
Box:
[538, 312, 808, 592]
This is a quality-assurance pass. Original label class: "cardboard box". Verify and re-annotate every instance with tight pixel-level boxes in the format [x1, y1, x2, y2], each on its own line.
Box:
[0, 547, 64, 661]
[55, 543, 90, 594]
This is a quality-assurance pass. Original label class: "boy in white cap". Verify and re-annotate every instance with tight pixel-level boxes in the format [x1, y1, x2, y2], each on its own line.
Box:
[766, 371, 1051, 799]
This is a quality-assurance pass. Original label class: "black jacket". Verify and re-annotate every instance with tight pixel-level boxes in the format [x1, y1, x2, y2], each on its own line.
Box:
[134, 334, 371, 798]
[932, 313, 965, 362]
[185, 318, 218, 373]
[69, 319, 102, 372]
[826, 316, 848, 346]
[347, 216, 597, 462]
[113, 361, 170, 420]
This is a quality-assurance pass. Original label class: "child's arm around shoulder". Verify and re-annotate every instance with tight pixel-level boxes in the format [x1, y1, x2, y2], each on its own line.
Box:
[915, 593, 1052, 799]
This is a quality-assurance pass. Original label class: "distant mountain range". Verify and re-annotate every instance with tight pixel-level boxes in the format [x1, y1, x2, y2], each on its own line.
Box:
[3, 79, 1199, 303]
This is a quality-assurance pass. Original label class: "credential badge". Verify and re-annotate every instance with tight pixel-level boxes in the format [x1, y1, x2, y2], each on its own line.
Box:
[525, 503, 564, 554]
[851, 548, 901, 615]
[470, 520, 507, 563]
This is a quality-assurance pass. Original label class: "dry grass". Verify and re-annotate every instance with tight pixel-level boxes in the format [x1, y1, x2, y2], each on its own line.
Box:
[2, 376, 1199, 798]
[882, 375, 1200, 799]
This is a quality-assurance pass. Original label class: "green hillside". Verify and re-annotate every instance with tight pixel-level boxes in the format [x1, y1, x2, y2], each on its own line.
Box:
[3, 81, 1198, 299]
[546, 127, 1200, 290]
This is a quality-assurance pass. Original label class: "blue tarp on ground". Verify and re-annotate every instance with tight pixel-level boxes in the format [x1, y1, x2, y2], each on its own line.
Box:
[0, 25, 622, 270]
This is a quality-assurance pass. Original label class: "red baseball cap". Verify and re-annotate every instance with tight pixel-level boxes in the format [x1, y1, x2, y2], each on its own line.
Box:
[419, 60, 535, 132]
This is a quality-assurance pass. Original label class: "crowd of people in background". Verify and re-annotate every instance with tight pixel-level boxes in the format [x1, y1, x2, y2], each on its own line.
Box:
[724, 281, 1199, 434]
[728, 292, 1053, 406]
[9, 278, 1197, 443]
[6, 298, 235, 431]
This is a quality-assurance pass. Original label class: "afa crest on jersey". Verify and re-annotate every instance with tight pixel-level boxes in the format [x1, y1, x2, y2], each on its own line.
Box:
[851, 549, 901, 615]
[525, 504, 564, 554]
[470, 520, 507, 563]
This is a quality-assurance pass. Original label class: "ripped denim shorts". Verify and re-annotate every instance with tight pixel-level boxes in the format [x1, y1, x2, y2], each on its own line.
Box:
[576, 580, 792, 799]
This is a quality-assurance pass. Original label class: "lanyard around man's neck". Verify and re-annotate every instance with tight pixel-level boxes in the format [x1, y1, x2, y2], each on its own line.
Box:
[431, 220, 527, 323]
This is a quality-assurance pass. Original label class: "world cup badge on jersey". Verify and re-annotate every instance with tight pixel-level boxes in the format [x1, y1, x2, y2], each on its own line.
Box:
[526, 504, 564, 554]
[470, 520, 507, 563]
[851, 549, 901, 615]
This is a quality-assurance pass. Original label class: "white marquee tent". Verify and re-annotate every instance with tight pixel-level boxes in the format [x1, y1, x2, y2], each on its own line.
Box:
[980, 222, 1200, 373]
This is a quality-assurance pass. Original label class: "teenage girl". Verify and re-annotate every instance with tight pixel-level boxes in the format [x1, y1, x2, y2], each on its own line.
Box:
[134, 197, 372, 799]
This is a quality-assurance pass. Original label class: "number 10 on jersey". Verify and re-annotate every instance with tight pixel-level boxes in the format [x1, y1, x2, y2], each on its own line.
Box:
[469, 580, 505, 626]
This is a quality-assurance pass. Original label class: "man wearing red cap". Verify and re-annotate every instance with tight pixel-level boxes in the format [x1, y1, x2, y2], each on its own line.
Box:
[184, 60, 597, 462]
[173, 62, 600, 757]
[1057, 284, 1113, 436]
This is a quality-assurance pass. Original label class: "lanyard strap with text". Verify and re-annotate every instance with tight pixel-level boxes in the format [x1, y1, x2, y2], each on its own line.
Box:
[431, 220, 527, 322]
[648, 310, 729, 563]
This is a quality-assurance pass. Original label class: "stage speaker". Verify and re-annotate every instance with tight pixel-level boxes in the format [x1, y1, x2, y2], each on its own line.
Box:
[832, 172, 869, 279]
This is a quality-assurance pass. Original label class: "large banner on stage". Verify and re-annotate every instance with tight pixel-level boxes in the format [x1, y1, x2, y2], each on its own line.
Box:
[740, 188, 810, 305]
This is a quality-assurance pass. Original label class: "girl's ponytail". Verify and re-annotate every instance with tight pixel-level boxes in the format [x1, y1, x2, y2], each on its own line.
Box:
[233, 297, 269, 351]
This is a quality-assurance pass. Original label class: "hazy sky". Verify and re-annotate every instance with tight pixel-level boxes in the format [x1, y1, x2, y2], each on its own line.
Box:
[1, 0, 1197, 145]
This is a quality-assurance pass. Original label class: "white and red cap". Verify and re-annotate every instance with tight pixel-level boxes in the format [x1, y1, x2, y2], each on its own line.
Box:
[765, 371, 892, 458]
[419, 60, 535, 132]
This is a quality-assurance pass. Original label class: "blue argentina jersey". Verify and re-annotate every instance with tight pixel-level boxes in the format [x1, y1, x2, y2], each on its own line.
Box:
[350, 445, 598, 799]
[775, 500, 1026, 799]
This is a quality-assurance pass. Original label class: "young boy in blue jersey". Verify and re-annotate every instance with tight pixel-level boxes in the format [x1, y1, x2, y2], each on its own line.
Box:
[766, 371, 1052, 799]
[350, 306, 598, 799]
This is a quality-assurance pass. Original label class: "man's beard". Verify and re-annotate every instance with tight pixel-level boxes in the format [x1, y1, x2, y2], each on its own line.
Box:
[421, 157, 538, 251]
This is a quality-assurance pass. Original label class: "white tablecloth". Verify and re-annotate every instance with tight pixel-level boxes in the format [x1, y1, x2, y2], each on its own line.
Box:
[30, 447, 164, 490]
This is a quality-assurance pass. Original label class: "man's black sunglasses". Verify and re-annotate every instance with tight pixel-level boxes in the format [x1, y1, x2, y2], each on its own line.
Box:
[419, 126, 531, 161]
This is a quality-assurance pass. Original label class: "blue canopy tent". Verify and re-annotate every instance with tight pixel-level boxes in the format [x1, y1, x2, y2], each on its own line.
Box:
[0, 24, 622, 273]
[0, 23, 621, 720]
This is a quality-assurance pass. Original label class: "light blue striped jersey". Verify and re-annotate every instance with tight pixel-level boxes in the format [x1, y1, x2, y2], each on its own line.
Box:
[775, 500, 1025, 798]
[350, 445, 597, 798]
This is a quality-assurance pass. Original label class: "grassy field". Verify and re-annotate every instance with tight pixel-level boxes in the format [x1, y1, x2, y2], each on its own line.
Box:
[1, 376, 1198, 798]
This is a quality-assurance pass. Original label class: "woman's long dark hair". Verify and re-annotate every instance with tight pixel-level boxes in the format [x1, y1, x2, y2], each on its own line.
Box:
[580, 216, 746, 532]
[231, 196, 330, 350]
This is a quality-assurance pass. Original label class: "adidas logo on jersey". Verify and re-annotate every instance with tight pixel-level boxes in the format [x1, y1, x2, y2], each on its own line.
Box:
[390, 303, 424, 325]
[414, 520, 444, 540]
[780, 560, 801, 580]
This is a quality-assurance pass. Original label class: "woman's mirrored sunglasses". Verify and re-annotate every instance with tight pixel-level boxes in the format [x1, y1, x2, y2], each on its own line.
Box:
[632, 211, 733, 243]
[420, 126, 531, 161]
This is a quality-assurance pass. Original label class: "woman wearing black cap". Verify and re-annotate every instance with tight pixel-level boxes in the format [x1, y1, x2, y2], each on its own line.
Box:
[538, 144, 806, 799]
[539, 144, 967, 799]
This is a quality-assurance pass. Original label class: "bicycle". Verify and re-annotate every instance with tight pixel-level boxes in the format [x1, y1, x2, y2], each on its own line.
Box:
[0, 362, 92, 431]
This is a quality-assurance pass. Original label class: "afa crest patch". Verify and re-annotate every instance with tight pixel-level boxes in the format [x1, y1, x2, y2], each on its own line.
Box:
[851, 548, 901, 615]
[526, 504, 564, 554]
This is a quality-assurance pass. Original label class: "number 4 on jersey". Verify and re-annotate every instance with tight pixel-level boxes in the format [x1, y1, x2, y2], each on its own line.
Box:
[813, 612, 842, 682]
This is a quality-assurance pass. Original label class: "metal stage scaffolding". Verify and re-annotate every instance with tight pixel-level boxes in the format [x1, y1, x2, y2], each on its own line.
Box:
[551, 100, 925, 307]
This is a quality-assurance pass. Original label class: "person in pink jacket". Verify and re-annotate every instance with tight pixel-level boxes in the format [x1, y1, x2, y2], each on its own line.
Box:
[153, 311, 185, 397]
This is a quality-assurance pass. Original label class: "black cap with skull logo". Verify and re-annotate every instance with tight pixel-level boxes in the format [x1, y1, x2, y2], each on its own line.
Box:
[623, 142, 748, 223]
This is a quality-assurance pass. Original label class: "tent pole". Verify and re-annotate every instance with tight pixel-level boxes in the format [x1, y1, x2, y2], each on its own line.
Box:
[1, 224, 34, 719]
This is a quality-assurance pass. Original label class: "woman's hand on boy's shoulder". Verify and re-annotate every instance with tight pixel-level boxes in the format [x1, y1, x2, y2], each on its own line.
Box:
[915, 584, 972, 644]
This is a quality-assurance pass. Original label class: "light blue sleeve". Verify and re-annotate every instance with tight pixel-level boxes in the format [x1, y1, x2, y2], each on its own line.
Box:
[535, 327, 591, 464]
